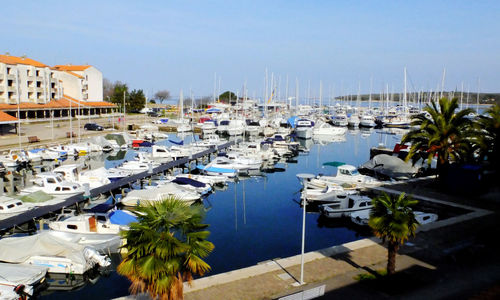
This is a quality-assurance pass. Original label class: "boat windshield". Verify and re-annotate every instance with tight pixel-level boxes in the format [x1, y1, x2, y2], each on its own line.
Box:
[351, 170, 360, 176]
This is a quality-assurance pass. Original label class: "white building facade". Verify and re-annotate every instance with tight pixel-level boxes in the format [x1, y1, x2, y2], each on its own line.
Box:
[0, 54, 103, 104]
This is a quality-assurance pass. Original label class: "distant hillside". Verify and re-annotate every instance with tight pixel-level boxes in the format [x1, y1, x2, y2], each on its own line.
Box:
[335, 92, 500, 106]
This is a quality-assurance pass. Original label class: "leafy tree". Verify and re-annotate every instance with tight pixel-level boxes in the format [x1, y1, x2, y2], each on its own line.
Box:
[110, 81, 129, 110]
[118, 198, 214, 300]
[218, 91, 237, 102]
[103, 78, 114, 100]
[150, 99, 156, 104]
[155, 90, 171, 102]
[127, 89, 146, 112]
[401, 97, 476, 180]
[369, 192, 419, 275]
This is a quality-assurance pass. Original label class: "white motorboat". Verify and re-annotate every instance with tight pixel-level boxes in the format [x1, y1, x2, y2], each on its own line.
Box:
[176, 123, 192, 133]
[383, 115, 411, 129]
[161, 176, 212, 195]
[245, 121, 262, 136]
[49, 213, 124, 235]
[313, 121, 347, 136]
[47, 144, 69, 157]
[295, 119, 314, 139]
[351, 210, 438, 226]
[301, 185, 349, 203]
[196, 164, 238, 178]
[224, 119, 245, 136]
[20, 173, 84, 196]
[0, 231, 111, 274]
[359, 115, 376, 128]
[309, 164, 381, 189]
[45, 230, 122, 254]
[53, 164, 111, 189]
[0, 196, 33, 216]
[201, 120, 217, 134]
[225, 152, 262, 171]
[121, 183, 201, 207]
[25, 149, 42, 163]
[175, 173, 228, 186]
[196, 134, 224, 148]
[319, 194, 372, 218]
[347, 114, 360, 127]
[116, 153, 160, 173]
[150, 145, 174, 160]
[332, 114, 348, 127]
[0, 263, 47, 299]
[205, 156, 250, 174]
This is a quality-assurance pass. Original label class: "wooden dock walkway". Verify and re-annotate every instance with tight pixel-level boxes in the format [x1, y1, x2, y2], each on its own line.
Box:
[0, 142, 233, 234]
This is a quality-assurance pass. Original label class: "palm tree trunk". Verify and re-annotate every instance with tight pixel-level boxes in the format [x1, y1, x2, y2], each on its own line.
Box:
[387, 241, 399, 275]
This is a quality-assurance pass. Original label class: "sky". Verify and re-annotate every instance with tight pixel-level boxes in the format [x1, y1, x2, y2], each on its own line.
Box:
[2, 0, 499, 100]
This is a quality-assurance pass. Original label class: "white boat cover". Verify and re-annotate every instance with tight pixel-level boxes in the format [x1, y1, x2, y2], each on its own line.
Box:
[0, 263, 47, 285]
[0, 231, 91, 266]
[359, 154, 418, 180]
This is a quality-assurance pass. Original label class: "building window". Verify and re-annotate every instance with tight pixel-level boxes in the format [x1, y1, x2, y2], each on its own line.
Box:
[36, 92, 41, 99]
[28, 92, 34, 99]
[36, 81, 42, 88]
[51, 82, 55, 88]
[51, 92, 55, 99]
[36, 70, 40, 76]
[7, 80, 13, 87]
[28, 81, 34, 87]
[6, 67, 11, 74]
[8, 92, 15, 99]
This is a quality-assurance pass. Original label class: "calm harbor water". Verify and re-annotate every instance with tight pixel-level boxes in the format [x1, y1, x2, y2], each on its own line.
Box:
[41, 128, 403, 299]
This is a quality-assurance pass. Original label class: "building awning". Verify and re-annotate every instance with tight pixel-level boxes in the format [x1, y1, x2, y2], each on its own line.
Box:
[0, 97, 116, 111]
[0, 111, 18, 124]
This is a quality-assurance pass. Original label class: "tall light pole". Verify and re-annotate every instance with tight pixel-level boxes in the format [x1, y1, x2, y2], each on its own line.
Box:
[296, 173, 314, 285]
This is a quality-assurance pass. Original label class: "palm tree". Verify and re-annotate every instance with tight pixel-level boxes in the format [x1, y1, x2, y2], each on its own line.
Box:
[401, 97, 476, 179]
[118, 198, 214, 300]
[476, 104, 500, 169]
[368, 192, 419, 275]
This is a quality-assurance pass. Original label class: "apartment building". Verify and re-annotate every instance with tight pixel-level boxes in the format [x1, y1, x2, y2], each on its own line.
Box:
[0, 55, 59, 104]
[0, 54, 114, 129]
[53, 64, 103, 102]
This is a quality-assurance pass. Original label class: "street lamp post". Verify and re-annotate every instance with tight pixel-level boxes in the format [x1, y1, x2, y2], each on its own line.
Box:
[296, 173, 315, 285]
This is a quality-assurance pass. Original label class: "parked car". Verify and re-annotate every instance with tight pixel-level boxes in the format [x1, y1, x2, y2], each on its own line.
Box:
[84, 123, 104, 131]
[148, 112, 159, 117]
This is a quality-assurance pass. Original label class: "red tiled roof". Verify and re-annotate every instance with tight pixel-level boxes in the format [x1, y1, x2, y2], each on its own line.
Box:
[0, 54, 48, 68]
[64, 70, 84, 79]
[53, 65, 91, 71]
[0, 110, 18, 123]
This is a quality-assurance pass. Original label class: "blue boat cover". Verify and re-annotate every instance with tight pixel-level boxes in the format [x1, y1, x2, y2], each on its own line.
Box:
[84, 203, 114, 213]
[29, 148, 46, 153]
[109, 210, 138, 225]
[287, 116, 298, 128]
[169, 139, 184, 145]
[206, 108, 221, 113]
[173, 177, 205, 187]
[139, 141, 154, 147]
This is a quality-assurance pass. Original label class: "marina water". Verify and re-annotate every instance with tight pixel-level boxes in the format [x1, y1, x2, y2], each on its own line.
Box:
[42, 127, 400, 299]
